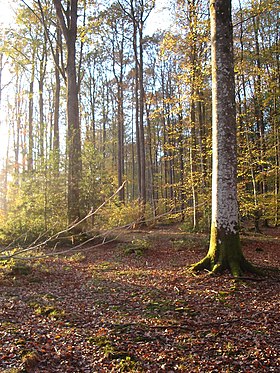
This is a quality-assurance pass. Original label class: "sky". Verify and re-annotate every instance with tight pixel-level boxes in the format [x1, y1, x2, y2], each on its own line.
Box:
[0, 0, 172, 31]
[146, 0, 172, 34]
[0, 0, 14, 27]
[0, 0, 244, 27]
[0, 0, 244, 164]
[0, 0, 172, 164]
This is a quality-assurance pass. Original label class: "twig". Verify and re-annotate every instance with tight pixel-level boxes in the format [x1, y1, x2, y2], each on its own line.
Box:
[0, 182, 127, 260]
[113, 315, 266, 332]
[0, 180, 207, 261]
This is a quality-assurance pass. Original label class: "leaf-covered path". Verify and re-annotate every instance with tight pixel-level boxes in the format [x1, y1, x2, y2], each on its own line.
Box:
[1, 227, 279, 372]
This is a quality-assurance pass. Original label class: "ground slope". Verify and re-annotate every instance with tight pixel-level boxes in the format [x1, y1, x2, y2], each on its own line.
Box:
[0, 227, 279, 372]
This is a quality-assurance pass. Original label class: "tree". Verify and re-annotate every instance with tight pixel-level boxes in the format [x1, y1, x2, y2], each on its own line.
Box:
[191, 0, 256, 277]
[52, 25, 61, 174]
[118, 0, 155, 218]
[52, 0, 82, 223]
[105, 2, 128, 202]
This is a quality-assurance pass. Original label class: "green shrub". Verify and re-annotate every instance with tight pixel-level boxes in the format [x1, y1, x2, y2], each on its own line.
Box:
[119, 238, 151, 256]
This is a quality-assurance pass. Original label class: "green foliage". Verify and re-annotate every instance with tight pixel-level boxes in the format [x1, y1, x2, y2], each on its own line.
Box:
[29, 303, 65, 319]
[171, 235, 209, 251]
[115, 356, 140, 372]
[96, 200, 141, 229]
[0, 255, 33, 275]
[68, 252, 86, 262]
[0, 157, 67, 244]
[215, 291, 231, 306]
[120, 238, 151, 256]
[88, 334, 140, 369]
[92, 261, 115, 271]
[8, 261, 32, 276]
[88, 335, 117, 358]
[80, 141, 116, 222]
[96, 200, 156, 229]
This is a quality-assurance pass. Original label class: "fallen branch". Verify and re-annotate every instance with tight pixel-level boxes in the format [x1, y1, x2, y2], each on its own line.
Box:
[0, 182, 127, 261]
[0, 182, 208, 262]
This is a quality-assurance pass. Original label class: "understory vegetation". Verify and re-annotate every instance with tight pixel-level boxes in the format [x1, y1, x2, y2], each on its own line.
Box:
[0, 0, 279, 241]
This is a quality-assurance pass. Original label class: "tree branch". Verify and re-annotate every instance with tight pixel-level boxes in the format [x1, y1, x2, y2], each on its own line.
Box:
[52, 0, 69, 43]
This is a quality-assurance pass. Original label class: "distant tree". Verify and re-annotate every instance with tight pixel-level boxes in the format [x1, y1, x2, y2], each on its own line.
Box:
[53, 25, 61, 174]
[118, 0, 155, 218]
[234, 0, 280, 227]
[191, 0, 257, 276]
[105, 2, 128, 202]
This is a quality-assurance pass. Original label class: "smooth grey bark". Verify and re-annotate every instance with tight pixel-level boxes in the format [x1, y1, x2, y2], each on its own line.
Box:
[53, 26, 61, 173]
[192, 0, 256, 276]
[111, 11, 126, 202]
[53, 0, 82, 223]
[38, 34, 47, 160]
[28, 51, 35, 172]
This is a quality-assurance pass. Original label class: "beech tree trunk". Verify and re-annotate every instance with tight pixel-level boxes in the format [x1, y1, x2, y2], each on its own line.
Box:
[191, 0, 256, 277]
[53, 26, 61, 174]
[38, 35, 47, 160]
[28, 51, 35, 172]
[53, 0, 82, 223]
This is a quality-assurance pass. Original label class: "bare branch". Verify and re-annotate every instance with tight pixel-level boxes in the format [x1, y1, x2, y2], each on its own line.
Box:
[53, 0, 69, 43]
[0, 181, 127, 260]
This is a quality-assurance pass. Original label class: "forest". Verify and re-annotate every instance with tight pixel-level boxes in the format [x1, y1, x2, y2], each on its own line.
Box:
[0, 0, 278, 239]
[0, 0, 279, 372]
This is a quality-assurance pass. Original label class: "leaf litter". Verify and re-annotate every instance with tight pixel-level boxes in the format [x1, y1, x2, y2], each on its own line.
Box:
[0, 226, 279, 372]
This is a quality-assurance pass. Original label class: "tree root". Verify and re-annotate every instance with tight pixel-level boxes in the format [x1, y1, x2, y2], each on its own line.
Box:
[189, 256, 211, 272]
[190, 255, 263, 278]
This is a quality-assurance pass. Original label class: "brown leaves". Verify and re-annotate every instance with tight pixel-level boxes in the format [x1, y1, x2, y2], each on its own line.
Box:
[0, 227, 279, 371]
[22, 351, 41, 373]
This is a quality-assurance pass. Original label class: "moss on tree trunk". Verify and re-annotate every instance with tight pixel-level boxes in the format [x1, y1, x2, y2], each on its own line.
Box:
[191, 226, 258, 277]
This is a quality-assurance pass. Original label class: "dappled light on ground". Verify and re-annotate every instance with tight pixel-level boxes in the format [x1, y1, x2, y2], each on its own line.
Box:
[0, 226, 279, 372]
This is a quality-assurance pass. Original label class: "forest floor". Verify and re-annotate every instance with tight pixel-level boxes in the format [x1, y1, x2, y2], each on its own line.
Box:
[0, 225, 279, 372]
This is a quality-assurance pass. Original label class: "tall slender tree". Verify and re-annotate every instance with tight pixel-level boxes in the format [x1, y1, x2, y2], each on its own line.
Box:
[53, 0, 82, 223]
[191, 0, 256, 276]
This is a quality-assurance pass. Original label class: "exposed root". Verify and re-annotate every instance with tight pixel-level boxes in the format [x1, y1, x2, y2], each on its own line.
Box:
[190, 255, 263, 278]
[189, 256, 211, 272]
[241, 259, 264, 277]
[211, 263, 224, 274]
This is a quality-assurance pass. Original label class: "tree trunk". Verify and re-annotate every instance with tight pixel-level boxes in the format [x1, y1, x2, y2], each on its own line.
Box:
[111, 22, 125, 203]
[53, 26, 61, 174]
[14, 72, 22, 182]
[38, 38, 47, 160]
[253, 15, 266, 195]
[132, 16, 142, 208]
[138, 19, 146, 208]
[67, 29, 82, 222]
[53, 0, 82, 223]
[191, 0, 256, 277]
[28, 51, 35, 172]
